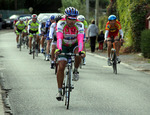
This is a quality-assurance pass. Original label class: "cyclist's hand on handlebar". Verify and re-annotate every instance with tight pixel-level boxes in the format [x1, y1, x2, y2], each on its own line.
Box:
[79, 51, 86, 58]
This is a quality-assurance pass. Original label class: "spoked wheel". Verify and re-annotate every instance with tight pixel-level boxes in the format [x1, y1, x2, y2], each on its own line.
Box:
[19, 37, 22, 51]
[33, 42, 35, 59]
[111, 51, 117, 74]
[65, 70, 71, 109]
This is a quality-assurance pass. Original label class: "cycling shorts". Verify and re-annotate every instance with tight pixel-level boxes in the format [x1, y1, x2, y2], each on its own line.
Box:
[58, 43, 78, 61]
[16, 29, 26, 35]
[29, 30, 39, 37]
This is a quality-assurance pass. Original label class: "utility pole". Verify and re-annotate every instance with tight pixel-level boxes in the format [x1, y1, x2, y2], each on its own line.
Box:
[86, 0, 89, 21]
[95, 0, 99, 26]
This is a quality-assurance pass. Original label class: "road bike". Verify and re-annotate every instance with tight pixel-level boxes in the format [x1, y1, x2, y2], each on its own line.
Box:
[58, 53, 79, 109]
[108, 37, 120, 74]
[32, 33, 39, 59]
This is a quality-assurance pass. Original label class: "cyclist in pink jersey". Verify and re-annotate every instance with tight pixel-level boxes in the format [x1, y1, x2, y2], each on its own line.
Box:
[55, 7, 85, 101]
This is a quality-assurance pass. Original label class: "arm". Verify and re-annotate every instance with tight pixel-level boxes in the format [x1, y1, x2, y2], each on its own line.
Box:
[56, 21, 63, 50]
[77, 22, 84, 52]
[105, 30, 109, 40]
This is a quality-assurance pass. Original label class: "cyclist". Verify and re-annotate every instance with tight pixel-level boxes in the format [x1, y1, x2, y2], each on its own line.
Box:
[55, 7, 85, 101]
[14, 17, 27, 48]
[45, 15, 55, 61]
[28, 14, 40, 54]
[77, 15, 88, 65]
[39, 16, 48, 53]
[104, 15, 124, 66]
[49, 15, 62, 69]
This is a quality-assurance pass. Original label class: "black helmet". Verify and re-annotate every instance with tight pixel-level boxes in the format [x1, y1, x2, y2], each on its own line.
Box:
[55, 15, 62, 23]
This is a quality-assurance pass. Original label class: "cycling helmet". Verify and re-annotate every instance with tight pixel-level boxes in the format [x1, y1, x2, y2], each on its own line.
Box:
[55, 15, 62, 23]
[41, 16, 48, 23]
[64, 7, 79, 17]
[32, 14, 37, 19]
[77, 15, 85, 22]
[50, 15, 55, 20]
[108, 15, 117, 21]
[19, 17, 24, 21]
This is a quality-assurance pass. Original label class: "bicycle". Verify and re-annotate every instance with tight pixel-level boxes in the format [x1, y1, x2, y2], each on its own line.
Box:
[107, 36, 120, 74]
[58, 53, 79, 109]
[32, 33, 39, 59]
[18, 32, 23, 51]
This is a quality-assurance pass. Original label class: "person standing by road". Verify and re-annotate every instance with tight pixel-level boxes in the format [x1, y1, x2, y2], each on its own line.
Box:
[87, 20, 98, 53]
[97, 30, 104, 51]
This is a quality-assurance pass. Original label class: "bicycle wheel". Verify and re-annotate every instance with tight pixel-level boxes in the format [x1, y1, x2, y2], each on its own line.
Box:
[19, 36, 22, 51]
[65, 67, 71, 109]
[112, 51, 117, 74]
[33, 42, 35, 59]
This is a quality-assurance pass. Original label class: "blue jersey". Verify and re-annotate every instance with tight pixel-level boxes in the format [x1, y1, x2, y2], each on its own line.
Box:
[45, 19, 52, 39]
[45, 19, 52, 31]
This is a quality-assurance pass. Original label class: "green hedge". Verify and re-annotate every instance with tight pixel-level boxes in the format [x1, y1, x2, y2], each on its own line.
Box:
[116, 0, 148, 52]
[141, 29, 150, 58]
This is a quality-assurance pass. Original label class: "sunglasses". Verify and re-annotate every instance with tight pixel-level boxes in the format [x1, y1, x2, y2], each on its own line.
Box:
[67, 18, 76, 21]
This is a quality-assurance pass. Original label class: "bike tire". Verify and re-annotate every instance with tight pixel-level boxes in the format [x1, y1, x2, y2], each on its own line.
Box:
[33, 42, 35, 59]
[113, 52, 117, 74]
[19, 37, 22, 51]
[66, 67, 71, 109]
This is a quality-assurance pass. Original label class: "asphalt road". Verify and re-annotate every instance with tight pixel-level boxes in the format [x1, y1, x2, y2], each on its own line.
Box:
[0, 31, 150, 115]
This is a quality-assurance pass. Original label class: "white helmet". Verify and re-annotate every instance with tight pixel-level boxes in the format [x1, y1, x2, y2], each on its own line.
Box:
[19, 17, 24, 21]
[41, 16, 48, 23]
[77, 15, 85, 22]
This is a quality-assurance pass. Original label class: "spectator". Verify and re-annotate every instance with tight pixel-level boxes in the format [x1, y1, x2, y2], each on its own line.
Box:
[97, 30, 104, 51]
[88, 20, 98, 52]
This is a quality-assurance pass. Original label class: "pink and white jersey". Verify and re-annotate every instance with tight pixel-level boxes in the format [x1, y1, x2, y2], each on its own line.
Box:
[56, 18, 84, 52]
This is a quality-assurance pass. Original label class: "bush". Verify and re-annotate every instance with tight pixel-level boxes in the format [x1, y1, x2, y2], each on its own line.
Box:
[141, 29, 150, 58]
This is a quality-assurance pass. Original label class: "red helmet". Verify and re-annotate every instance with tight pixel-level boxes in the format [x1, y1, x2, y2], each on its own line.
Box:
[32, 14, 37, 19]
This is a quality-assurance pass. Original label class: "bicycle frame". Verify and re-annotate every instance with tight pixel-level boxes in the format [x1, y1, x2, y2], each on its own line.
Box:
[32, 33, 38, 59]
[58, 53, 79, 109]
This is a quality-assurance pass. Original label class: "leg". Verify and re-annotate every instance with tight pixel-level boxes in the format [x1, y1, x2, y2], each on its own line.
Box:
[29, 36, 32, 50]
[57, 60, 67, 89]
[36, 35, 40, 51]
[73, 47, 81, 81]
[114, 36, 120, 57]
[16, 34, 19, 44]
[74, 47, 81, 69]
[56, 60, 67, 101]
[51, 44, 56, 68]
[107, 37, 112, 58]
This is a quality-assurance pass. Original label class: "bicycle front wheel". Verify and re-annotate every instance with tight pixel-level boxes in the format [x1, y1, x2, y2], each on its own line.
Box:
[65, 67, 71, 109]
[33, 42, 35, 59]
[19, 36, 22, 51]
[112, 52, 117, 74]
